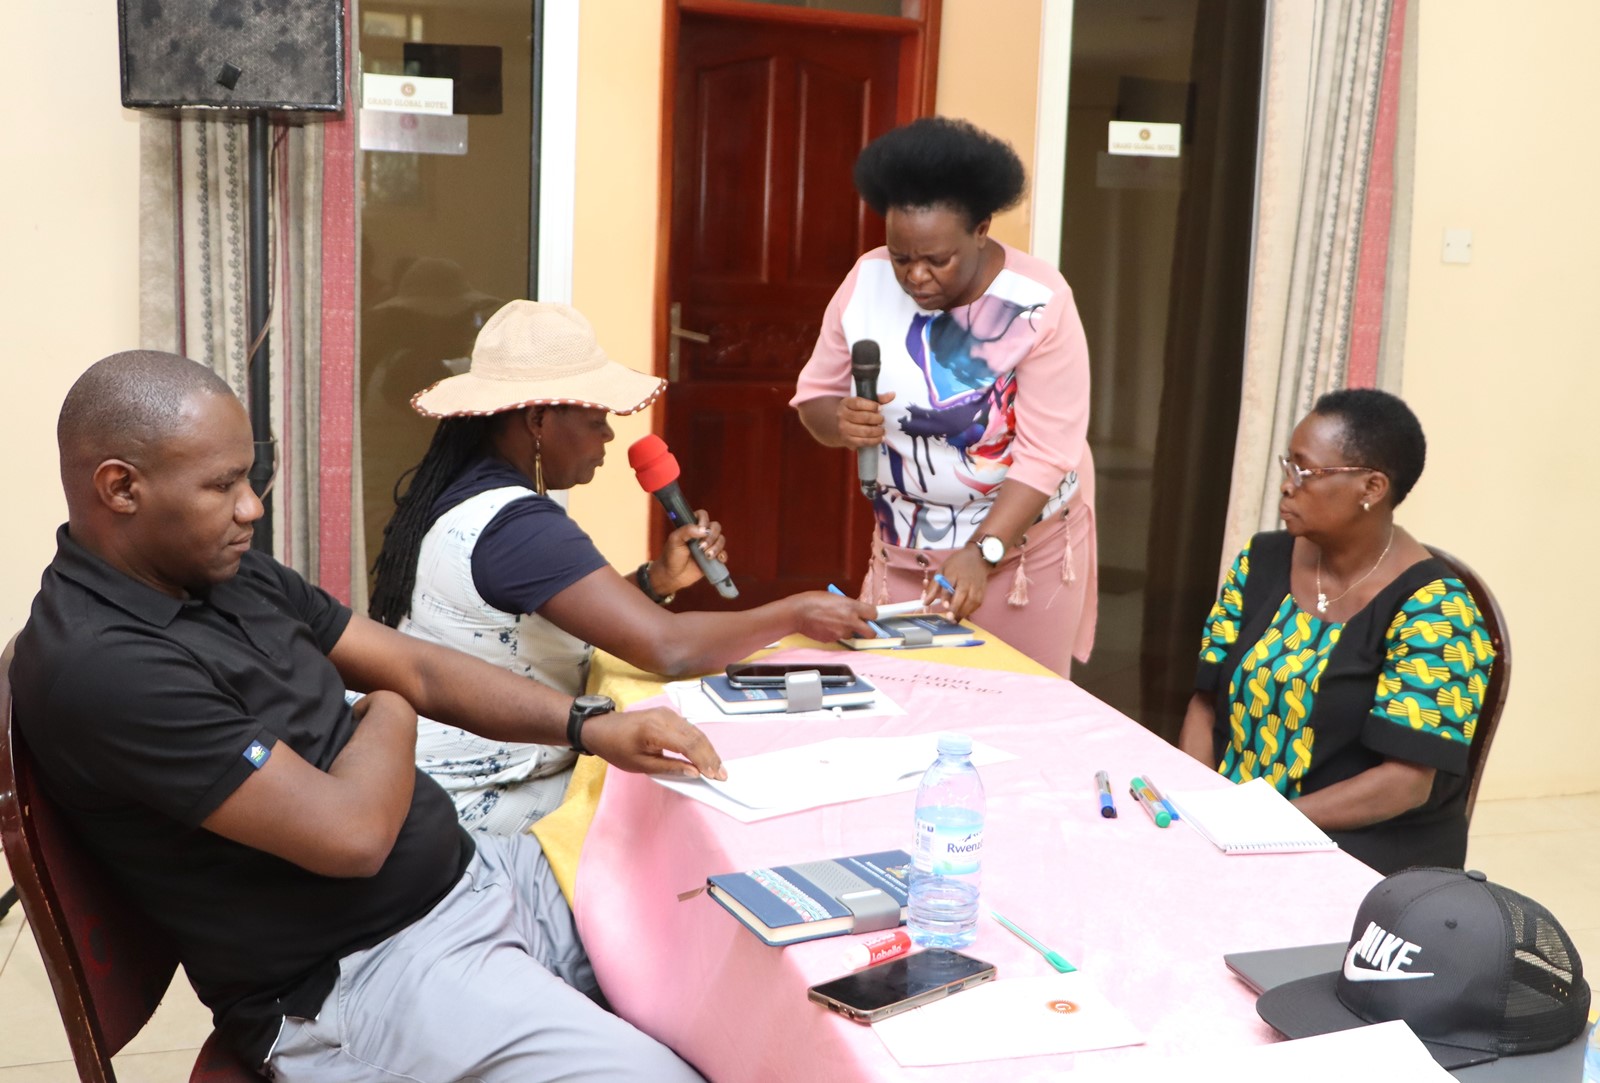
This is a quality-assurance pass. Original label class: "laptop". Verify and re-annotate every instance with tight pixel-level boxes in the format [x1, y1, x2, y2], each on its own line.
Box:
[1223, 944, 1587, 1081]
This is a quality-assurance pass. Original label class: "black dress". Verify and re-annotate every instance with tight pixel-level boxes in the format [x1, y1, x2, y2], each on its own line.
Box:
[1195, 532, 1495, 874]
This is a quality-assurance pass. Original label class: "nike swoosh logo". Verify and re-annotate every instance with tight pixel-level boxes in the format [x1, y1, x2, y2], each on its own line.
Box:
[1343, 944, 1436, 982]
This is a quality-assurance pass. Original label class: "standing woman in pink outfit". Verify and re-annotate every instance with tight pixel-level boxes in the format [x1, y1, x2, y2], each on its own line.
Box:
[791, 117, 1097, 676]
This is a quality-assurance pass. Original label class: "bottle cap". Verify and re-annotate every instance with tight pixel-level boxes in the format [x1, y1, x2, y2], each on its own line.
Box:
[935, 732, 973, 757]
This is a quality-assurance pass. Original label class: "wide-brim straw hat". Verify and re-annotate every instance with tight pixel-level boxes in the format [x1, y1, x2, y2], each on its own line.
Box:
[411, 300, 666, 418]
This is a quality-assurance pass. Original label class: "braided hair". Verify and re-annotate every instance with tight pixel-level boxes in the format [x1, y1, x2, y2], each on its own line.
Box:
[368, 416, 495, 626]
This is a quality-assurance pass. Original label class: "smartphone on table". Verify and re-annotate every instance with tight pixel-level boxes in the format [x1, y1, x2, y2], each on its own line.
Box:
[724, 662, 858, 688]
[807, 948, 996, 1024]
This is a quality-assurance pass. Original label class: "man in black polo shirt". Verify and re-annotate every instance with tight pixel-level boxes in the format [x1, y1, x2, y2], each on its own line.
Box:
[12, 351, 723, 1081]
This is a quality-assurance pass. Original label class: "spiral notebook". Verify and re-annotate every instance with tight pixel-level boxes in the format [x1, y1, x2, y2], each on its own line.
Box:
[1167, 777, 1337, 855]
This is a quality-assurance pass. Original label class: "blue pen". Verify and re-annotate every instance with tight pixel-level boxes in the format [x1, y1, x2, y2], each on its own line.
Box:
[933, 573, 956, 595]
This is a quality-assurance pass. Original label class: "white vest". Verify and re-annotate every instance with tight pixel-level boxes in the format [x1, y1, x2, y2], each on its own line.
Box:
[401, 485, 593, 695]
[399, 485, 589, 791]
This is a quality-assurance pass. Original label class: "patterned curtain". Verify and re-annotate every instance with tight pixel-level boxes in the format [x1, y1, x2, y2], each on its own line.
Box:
[1218, 0, 1414, 567]
[138, 116, 326, 579]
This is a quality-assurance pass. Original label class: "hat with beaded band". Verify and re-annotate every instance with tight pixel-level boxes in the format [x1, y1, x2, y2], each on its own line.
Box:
[1256, 867, 1590, 1069]
[411, 300, 665, 419]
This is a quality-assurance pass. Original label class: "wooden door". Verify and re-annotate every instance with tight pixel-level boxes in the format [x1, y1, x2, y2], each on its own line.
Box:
[663, 8, 927, 609]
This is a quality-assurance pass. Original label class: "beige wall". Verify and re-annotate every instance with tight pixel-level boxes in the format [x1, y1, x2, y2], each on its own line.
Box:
[5, 2, 1593, 800]
[935, 0, 1042, 249]
[0, 2, 142, 635]
[562, 0, 666, 570]
[1397, 0, 1600, 798]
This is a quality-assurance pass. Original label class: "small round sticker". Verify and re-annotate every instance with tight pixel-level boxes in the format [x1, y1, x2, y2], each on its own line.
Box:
[1048, 1000, 1079, 1014]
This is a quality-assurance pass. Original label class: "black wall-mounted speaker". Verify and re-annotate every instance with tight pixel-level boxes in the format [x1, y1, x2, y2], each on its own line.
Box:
[117, 0, 345, 111]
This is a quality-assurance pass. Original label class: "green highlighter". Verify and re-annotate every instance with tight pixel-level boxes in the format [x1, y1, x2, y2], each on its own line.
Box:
[990, 910, 1076, 973]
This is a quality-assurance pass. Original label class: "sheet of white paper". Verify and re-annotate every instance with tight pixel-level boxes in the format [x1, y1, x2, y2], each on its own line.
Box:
[663, 680, 907, 725]
[872, 972, 1143, 1066]
[1069, 1020, 1452, 1083]
[653, 735, 1017, 822]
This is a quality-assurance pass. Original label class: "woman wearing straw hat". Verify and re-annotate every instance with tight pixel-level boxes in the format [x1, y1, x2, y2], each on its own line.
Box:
[369, 300, 877, 832]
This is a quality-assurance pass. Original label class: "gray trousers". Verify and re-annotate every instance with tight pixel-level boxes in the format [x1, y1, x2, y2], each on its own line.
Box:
[267, 834, 703, 1082]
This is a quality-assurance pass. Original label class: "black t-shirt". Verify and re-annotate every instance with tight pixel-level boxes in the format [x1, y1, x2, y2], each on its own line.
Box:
[12, 527, 474, 1065]
[429, 457, 609, 615]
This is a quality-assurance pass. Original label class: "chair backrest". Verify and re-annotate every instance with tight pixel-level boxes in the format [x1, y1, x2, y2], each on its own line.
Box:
[1424, 546, 1513, 826]
[2, 634, 263, 1080]
[0, 633, 182, 1081]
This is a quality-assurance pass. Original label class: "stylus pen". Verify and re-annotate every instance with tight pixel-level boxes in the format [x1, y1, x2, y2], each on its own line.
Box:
[828, 583, 891, 638]
[990, 910, 1075, 973]
[1140, 773, 1181, 822]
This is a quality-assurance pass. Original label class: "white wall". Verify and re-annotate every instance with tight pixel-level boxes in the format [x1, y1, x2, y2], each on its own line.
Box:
[0, 3, 142, 635]
[1397, 0, 1600, 798]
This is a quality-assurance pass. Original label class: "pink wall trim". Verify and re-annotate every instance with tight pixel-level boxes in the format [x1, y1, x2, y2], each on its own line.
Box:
[316, 8, 356, 602]
[1347, 0, 1408, 388]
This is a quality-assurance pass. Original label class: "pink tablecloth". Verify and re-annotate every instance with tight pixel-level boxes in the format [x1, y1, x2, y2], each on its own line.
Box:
[574, 650, 1380, 1081]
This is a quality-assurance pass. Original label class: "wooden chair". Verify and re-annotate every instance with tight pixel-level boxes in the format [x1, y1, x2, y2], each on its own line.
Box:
[0, 636, 260, 1081]
[1424, 546, 1512, 827]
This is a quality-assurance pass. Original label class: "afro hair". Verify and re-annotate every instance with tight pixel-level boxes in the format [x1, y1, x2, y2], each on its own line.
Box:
[1312, 388, 1428, 506]
[853, 116, 1026, 230]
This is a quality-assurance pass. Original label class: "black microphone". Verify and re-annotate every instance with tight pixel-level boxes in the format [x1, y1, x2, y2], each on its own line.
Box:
[627, 435, 739, 599]
[850, 339, 882, 499]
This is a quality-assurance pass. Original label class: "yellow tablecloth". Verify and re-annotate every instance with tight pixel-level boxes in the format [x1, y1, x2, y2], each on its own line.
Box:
[528, 629, 1054, 903]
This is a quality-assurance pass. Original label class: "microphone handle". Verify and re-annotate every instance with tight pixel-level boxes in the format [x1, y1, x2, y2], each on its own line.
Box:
[652, 482, 739, 599]
[852, 373, 881, 499]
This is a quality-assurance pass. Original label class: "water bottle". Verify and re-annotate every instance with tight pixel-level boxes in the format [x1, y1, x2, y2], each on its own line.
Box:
[1583, 1016, 1600, 1082]
[908, 732, 985, 948]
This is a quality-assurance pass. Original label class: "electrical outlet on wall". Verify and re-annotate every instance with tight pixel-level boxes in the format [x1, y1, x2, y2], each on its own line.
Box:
[1442, 228, 1473, 264]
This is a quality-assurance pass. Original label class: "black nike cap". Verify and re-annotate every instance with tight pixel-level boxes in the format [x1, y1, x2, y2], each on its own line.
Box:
[1255, 867, 1590, 1069]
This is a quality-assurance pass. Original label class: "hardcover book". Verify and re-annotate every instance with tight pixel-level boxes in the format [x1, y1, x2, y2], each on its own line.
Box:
[707, 849, 912, 945]
[698, 674, 877, 715]
[840, 615, 976, 650]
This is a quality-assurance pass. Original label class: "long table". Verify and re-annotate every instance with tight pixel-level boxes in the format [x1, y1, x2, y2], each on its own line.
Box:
[573, 646, 1382, 1080]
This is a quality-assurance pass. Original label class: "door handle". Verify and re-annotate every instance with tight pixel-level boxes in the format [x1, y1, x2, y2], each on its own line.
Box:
[668, 302, 710, 382]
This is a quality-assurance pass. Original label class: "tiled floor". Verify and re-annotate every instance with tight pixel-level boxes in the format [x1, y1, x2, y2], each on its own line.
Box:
[2, 794, 1596, 1077]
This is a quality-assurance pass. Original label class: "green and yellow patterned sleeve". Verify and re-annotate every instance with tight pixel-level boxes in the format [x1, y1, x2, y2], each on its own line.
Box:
[1364, 577, 1495, 774]
[1198, 542, 1251, 665]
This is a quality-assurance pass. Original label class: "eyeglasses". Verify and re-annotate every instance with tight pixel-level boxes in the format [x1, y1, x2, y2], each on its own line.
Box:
[1278, 455, 1379, 489]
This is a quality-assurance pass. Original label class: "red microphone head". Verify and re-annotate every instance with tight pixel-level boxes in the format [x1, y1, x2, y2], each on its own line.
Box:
[628, 434, 681, 493]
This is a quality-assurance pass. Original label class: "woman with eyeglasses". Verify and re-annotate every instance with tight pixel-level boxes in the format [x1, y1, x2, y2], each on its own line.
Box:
[1178, 389, 1495, 874]
[791, 117, 1097, 676]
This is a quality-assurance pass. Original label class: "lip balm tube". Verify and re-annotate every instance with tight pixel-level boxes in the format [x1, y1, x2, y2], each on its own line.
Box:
[839, 928, 912, 970]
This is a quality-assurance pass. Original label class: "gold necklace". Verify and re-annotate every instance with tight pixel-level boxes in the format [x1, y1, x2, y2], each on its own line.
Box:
[1315, 526, 1396, 615]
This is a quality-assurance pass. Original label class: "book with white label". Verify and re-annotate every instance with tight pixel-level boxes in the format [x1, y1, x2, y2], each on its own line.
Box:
[1167, 777, 1338, 855]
